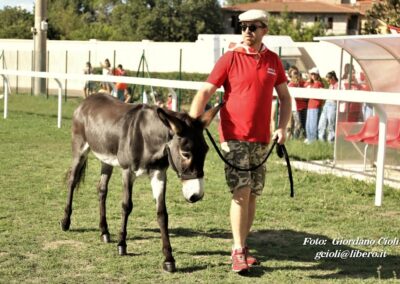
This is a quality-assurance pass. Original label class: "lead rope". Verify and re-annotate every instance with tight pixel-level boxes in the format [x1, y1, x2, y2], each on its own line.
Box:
[205, 128, 294, 197]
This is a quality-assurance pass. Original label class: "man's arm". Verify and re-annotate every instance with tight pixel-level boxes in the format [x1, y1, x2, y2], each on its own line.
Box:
[273, 82, 292, 144]
[189, 82, 218, 118]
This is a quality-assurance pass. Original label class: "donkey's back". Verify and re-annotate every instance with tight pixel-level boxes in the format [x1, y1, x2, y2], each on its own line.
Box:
[72, 94, 166, 169]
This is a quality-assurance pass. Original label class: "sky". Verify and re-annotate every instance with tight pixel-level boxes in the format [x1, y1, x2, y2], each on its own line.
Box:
[0, 0, 34, 12]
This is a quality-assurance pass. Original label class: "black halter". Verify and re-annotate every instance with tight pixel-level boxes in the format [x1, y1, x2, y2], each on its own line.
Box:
[165, 144, 204, 180]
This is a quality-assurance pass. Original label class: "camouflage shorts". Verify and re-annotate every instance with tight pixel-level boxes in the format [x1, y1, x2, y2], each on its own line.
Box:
[221, 140, 269, 196]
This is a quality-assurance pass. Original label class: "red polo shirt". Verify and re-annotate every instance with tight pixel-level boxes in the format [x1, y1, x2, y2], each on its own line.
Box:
[304, 81, 324, 109]
[288, 80, 307, 111]
[114, 69, 127, 90]
[207, 47, 287, 143]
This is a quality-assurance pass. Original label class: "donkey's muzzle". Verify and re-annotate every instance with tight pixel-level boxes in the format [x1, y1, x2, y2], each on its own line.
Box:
[182, 178, 204, 203]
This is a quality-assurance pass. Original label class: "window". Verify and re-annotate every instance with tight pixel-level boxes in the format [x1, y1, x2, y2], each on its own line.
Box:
[327, 17, 333, 29]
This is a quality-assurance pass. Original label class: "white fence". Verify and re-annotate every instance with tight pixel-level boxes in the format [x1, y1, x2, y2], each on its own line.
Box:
[1, 69, 399, 207]
[0, 36, 358, 96]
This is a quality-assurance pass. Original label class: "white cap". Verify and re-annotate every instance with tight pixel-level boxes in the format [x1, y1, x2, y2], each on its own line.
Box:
[238, 9, 269, 26]
[309, 67, 319, 74]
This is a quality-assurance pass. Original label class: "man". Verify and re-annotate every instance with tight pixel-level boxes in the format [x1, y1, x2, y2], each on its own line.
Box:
[189, 9, 291, 273]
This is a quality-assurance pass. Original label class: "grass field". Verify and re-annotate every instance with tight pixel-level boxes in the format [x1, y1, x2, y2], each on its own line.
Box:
[0, 94, 399, 283]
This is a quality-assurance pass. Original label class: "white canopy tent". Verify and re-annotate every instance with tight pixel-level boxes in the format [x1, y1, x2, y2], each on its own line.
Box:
[315, 34, 400, 92]
[314, 34, 400, 206]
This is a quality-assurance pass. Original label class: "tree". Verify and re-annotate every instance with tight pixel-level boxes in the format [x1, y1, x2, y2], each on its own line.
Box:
[45, 0, 224, 41]
[0, 7, 34, 39]
[47, 0, 120, 40]
[111, 0, 224, 42]
[364, 0, 400, 34]
[268, 12, 325, 42]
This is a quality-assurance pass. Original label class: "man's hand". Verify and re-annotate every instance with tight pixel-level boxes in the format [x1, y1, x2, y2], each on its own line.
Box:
[272, 128, 287, 145]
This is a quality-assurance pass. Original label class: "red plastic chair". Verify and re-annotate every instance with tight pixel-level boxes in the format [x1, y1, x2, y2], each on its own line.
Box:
[363, 118, 400, 145]
[361, 117, 400, 171]
[344, 115, 379, 142]
[388, 139, 400, 149]
[387, 124, 400, 149]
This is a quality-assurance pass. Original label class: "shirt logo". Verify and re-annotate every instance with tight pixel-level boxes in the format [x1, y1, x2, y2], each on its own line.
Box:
[267, 67, 276, 75]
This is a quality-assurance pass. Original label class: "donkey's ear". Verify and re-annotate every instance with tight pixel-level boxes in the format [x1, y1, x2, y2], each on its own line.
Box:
[200, 102, 224, 128]
[157, 108, 184, 134]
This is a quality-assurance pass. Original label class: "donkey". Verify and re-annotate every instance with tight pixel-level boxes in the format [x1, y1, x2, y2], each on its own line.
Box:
[60, 94, 221, 272]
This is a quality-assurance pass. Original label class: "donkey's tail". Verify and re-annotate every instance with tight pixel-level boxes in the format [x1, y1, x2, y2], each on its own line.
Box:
[64, 158, 88, 190]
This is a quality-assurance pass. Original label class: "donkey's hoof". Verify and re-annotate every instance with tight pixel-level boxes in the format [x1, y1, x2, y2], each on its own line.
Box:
[101, 233, 111, 243]
[163, 262, 176, 273]
[118, 245, 127, 256]
[60, 219, 70, 231]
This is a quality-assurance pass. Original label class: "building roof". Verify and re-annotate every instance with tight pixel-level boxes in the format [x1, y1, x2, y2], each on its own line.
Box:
[223, 0, 362, 15]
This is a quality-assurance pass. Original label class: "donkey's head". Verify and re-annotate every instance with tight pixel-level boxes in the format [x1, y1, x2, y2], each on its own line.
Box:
[157, 105, 222, 203]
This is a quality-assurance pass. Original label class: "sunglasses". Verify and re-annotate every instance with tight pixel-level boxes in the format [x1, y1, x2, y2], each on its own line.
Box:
[240, 24, 264, 32]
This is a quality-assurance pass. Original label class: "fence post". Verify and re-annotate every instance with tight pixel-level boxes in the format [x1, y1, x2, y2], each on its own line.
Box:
[178, 48, 182, 111]
[64, 50, 68, 101]
[54, 78, 63, 128]
[113, 50, 116, 71]
[46, 50, 49, 98]
[141, 50, 145, 100]
[16, 50, 19, 94]
[31, 50, 34, 96]
[1, 75, 8, 119]
[1, 50, 4, 95]
[333, 48, 345, 166]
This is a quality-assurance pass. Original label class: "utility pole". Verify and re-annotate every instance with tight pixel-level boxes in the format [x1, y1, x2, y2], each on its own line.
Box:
[33, 0, 48, 96]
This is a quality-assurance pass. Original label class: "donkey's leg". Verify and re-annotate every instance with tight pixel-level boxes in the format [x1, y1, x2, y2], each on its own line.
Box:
[117, 168, 134, 255]
[98, 162, 113, 243]
[60, 142, 89, 231]
[150, 169, 176, 273]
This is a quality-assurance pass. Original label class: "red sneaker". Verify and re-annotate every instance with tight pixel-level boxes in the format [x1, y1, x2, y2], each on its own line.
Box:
[231, 248, 249, 273]
[245, 246, 260, 266]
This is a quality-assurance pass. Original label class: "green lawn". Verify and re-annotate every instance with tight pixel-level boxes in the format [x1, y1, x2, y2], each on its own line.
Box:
[0, 94, 399, 283]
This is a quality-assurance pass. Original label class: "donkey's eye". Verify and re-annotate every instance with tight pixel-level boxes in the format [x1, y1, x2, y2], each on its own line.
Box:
[180, 151, 192, 160]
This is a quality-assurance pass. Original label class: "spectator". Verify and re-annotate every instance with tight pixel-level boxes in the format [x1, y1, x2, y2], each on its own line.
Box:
[358, 71, 373, 120]
[288, 68, 307, 139]
[166, 93, 173, 110]
[341, 63, 361, 122]
[123, 86, 132, 103]
[318, 71, 338, 143]
[98, 84, 109, 95]
[114, 64, 127, 102]
[213, 94, 222, 120]
[100, 58, 112, 93]
[154, 91, 165, 108]
[83, 61, 94, 98]
[304, 67, 324, 144]
[287, 65, 299, 79]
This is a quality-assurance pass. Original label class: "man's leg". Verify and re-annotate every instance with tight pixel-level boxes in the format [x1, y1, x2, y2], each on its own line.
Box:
[246, 194, 256, 237]
[230, 186, 251, 272]
[230, 187, 251, 249]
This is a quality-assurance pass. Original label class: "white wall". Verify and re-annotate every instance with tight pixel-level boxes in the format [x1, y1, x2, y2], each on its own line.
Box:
[296, 41, 361, 78]
[0, 35, 360, 95]
[299, 14, 348, 35]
